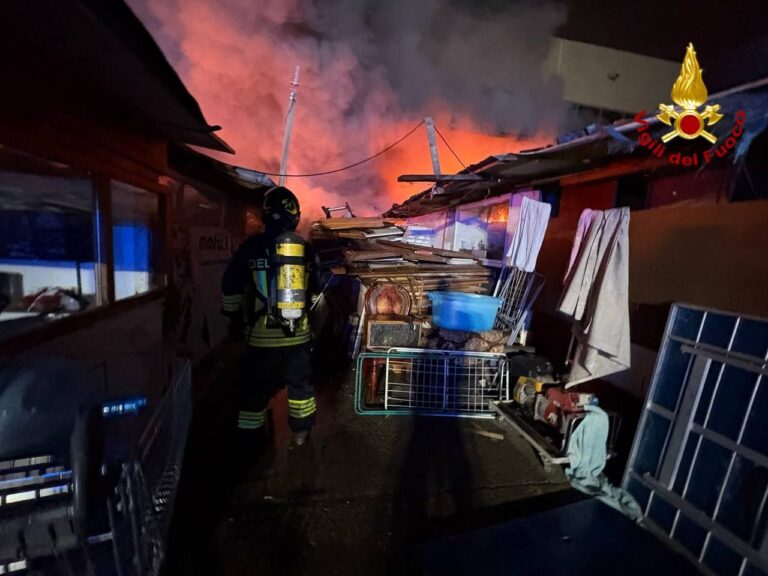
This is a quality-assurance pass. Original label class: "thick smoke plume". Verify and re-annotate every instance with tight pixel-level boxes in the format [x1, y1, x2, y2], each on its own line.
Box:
[128, 0, 566, 219]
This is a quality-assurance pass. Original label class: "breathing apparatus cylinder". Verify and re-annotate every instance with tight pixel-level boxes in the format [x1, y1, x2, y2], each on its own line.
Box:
[274, 231, 306, 333]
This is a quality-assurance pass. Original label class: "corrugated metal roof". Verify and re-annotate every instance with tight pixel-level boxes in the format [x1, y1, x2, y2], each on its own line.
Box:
[386, 83, 768, 218]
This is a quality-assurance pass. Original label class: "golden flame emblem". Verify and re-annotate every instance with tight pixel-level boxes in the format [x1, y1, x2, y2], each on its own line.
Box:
[657, 43, 723, 143]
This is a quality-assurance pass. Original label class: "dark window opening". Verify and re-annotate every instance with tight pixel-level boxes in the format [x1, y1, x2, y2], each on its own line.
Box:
[540, 184, 561, 217]
[731, 128, 768, 202]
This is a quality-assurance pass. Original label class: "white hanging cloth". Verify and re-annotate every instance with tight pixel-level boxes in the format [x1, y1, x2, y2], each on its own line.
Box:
[558, 207, 631, 387]
[506, 196, 551, 272]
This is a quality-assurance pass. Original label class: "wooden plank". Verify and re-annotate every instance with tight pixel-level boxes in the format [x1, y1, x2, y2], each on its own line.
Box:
[345, 243, 443, 264]
[335, 230, 367, 239]
[374, 239, 479, 260]
[318, 217, 393, 230]
[402, 251, 449, 264]
[343, 249, 403, 263]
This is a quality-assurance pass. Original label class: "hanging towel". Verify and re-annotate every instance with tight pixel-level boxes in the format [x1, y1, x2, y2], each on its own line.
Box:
[506, 196, 551, 272]
[566, 405, 644, 523]
[563, 208, 597, 283]
[558, 207, 631, 386]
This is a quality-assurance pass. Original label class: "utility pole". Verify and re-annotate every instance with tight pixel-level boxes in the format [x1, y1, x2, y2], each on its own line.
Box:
[424, 116, 444, 195]
[279, 65, 300, 187]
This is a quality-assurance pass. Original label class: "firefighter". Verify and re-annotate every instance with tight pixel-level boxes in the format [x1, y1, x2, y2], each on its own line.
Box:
[221, 186, 315, 446]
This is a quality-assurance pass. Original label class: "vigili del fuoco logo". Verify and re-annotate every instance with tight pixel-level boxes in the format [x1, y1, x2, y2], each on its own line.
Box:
[634, 43, 746, 167]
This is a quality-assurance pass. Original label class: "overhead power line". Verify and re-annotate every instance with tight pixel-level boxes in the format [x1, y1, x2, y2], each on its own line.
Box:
[255, 120, 425, 178]
[434, 125, 467, 169]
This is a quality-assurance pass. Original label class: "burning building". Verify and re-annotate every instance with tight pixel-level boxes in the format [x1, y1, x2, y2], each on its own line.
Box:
[1, 0, 768, 575]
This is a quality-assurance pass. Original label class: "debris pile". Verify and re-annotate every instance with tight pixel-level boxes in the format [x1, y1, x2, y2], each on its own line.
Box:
[424, 327, 508, 353]
[311, 217, 493, 314]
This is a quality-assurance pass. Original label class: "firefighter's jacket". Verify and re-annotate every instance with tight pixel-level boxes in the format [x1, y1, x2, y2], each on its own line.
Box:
[221, 232, 311, 348]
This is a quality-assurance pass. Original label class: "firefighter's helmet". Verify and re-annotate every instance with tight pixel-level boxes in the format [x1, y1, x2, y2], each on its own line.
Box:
[263, 186, 300, 231]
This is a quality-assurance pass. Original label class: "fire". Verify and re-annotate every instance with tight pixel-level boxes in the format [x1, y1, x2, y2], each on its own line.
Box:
[671, 43, 708, 110]
[127, 0, 559, 222]
[486, 201, 510, 224]
[374, 115, 551, 213]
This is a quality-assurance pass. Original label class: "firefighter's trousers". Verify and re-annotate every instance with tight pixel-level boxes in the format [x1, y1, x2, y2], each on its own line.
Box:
[237, 343, 315, 433]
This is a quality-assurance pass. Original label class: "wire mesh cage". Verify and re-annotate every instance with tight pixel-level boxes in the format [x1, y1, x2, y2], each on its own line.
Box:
[493, 266, 545, 345]
[356, 348, 510, 418]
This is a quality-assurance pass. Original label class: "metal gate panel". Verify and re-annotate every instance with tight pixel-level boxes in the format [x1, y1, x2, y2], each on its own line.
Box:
[356, 349, 510, 418]
[624, 304, 768, 576]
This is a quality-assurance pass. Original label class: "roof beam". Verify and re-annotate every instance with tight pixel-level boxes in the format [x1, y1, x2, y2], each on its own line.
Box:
[397, 174, 484, 183]
[531, 156, 666, 187]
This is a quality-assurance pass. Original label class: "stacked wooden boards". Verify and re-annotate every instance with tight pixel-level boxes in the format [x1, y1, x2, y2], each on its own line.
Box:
[311, 217, 492, 313]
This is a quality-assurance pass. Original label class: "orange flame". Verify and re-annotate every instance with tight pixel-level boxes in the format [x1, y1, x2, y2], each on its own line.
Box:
[129, 0, 556, 221]
[486, 201, 510, 224]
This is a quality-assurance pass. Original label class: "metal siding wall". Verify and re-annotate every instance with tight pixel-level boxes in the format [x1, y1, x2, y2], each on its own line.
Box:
[24, 299, 166, 402]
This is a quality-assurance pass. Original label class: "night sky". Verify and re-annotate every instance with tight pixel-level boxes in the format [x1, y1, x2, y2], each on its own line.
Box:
[560, 0, 766, 62]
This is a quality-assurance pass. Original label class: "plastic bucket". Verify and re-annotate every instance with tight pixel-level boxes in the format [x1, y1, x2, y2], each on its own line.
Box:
[427, 291, 502, 332]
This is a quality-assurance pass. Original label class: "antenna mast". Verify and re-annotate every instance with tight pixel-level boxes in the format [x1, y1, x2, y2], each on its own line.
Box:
[278, 65, 301, 187]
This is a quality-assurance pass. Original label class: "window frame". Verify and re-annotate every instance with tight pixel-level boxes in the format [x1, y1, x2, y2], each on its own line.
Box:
[451, 193, 514, 267]
[0, 146, 172, 351]
[109, 178, 169, 302]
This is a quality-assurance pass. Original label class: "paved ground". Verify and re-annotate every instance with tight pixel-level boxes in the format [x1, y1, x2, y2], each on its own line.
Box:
[165, 346, 571, 575]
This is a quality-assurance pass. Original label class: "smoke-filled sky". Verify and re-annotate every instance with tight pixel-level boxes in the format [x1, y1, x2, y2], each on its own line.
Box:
[127, 0, 567, 218]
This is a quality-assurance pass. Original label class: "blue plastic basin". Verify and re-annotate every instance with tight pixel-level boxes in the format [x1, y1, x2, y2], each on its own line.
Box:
[428, 291, 502, 332]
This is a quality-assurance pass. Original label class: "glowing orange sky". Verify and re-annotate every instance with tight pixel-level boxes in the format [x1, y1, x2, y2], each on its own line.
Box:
[129, 0, 558, 220]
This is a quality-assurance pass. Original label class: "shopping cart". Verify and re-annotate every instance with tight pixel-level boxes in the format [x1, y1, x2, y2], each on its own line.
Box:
[0, 359, 191, 576]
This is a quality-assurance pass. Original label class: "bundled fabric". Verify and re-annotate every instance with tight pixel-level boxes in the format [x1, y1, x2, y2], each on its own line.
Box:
[506, 196, 551, 272]
[565, 405, 643, 523]
[558, 207, 630, 386]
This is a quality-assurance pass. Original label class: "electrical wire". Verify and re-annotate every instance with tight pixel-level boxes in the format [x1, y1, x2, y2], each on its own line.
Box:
[256, 120, 425, 178]
[434, 125, 467, 169]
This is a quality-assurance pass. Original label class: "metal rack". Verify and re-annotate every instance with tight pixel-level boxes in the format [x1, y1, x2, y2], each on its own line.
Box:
[493, 266, 545, 345]
[356, 348, 510, 418]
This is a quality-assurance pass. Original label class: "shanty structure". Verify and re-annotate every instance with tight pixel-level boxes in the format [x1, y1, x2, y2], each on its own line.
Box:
[388, 81, 768, 401]
[2, 2, 768, 575]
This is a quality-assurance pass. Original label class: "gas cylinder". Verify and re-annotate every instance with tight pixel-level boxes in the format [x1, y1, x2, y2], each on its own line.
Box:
[274, 231, 306, 333]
